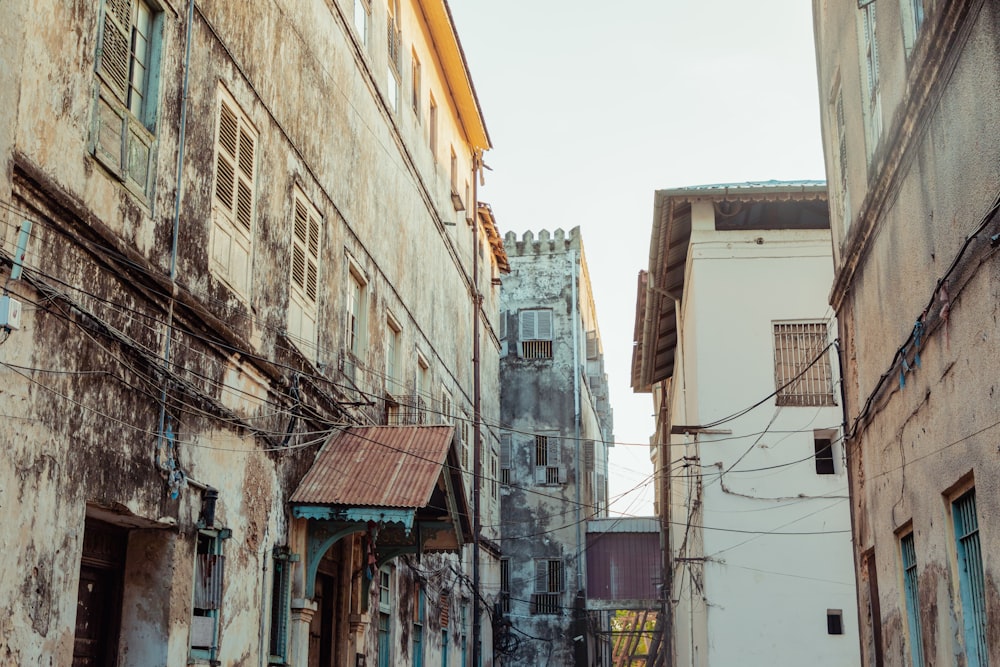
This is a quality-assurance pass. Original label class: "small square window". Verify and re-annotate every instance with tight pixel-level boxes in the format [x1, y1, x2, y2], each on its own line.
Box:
[827, 609, 844, 635]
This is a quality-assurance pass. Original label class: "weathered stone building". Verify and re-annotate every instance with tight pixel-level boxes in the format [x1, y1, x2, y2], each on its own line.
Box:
[497, 227, 614, 666]
[0, 0, 506, 665]
[812, 0, 1000, 663]
[632, 182, 859, 666]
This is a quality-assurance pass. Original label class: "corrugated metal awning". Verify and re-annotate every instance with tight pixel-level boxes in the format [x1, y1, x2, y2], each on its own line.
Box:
[291, 425, 457, 508]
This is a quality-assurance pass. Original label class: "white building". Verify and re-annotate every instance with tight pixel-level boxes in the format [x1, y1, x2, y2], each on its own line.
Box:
[632, 181, 859, 667]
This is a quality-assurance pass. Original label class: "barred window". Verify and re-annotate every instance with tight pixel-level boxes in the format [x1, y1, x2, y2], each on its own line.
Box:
[773, 322, 834, 407]
[531, 559, 563, 615]
[520, 309, 553, 359]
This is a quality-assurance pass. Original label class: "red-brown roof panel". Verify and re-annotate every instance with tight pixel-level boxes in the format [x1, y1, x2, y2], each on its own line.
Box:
[290, 425, 456, 508]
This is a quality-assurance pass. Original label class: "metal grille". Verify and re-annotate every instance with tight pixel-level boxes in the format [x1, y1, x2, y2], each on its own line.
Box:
[953, 491, 988, 666]
[773, 322, 834, 406]
[521, 340, 552, 359]
[530, 593, 560, 615]
[900, 533, 924, 667]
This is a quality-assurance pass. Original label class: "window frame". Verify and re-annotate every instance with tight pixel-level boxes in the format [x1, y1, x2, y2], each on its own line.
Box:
[951, 488, 988, 665]
[772, 321, 835, 407]
[859, 2, 882, 157]
[531, 558, 563, 615]
[519, 308, 554, 359]
[354, 0, 370, 46]
[190, 530, 226, 662]
[92, 0, 163, 198]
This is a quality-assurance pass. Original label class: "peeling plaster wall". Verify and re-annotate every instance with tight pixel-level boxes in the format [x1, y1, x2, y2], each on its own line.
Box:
[498, 227, 614, 667]
[814, 0, 1000, 664]
[0, 0, 500, 665]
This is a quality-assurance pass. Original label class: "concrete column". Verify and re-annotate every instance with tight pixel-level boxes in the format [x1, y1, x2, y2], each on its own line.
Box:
[290, 598, 318, 667]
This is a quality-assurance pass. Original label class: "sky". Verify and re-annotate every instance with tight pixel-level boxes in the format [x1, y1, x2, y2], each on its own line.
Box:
[448, 0, 828, 515]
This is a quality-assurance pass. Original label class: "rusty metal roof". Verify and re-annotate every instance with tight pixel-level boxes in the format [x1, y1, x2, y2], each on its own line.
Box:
[290, 425, 456, 508]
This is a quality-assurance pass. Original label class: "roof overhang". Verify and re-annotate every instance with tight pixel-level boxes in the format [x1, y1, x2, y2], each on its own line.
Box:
[421, 1, 491, 151]
[478, 201, 510, 274]
[632, 181, 828, 393]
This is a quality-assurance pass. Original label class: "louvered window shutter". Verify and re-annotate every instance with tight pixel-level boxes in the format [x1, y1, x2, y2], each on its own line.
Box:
[520, 310, 537, 340]
[498, 312, 507, 340]
[499, 433, 511, 468]
[97, 0, 132, 103]
[536, 309, 553, 340]
[212, 96, 255, 295]
[292, 200, 309, 294]
[534, 560, 547, 593]
[534, 461, 547, 485]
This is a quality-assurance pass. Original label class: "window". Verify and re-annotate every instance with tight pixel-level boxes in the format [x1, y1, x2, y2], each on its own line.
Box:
[354, 0, 369, 45]
[428, 94, 438, 159]
[499, 558, 510, 613]
[860, 2, 882, 156]
[460, 411, 470, 469]
[827, 609, 844, 635]
[268, 548, 293, 664]
[900, 532, 925, 667]
[413, 584, 425, 667]
[411, 51, 421, 115]
[346, 265, 368, 360]
[814, 435, 835, 475]
[500, 432, 511, 486]
[92, 0, 161, 196]
[378, 568, 392, 667]
[520, 309, 554, 359]
[460, 603, 468, 667]
[900, 0, 925, 58]
[491, 447, 499, 500]
[531, 559, 563, 615]
[415, 354, 428, 424]
[449, 148, 464, 212]
[386, 315, 402, 394]
[773, 322, 834, 406]
[211, 90, 257, 298]
[440, 389, 452, 425]
[440, 592, 449, 667]
[191, 531, 226, 662]
[952, 489, 988, 665]
[288, 191, 321, 359]
[831, 81, 851, 231]
[386, 0, 401, 113]
[534, 435, 564, 485]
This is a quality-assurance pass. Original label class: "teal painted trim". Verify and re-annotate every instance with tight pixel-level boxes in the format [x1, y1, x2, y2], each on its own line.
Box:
[292, 505, 415, 531]
[304, 521, 365, 598]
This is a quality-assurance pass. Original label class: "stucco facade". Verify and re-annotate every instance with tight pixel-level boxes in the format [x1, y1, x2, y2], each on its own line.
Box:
[813, 1, 1000, 664]
[0, 1, 505, 665]
[633, 183, 860, 666]
[497, 227, 614, 667]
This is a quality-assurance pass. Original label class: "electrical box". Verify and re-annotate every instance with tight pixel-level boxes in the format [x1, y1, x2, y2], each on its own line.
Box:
[0, 295, 22, 330]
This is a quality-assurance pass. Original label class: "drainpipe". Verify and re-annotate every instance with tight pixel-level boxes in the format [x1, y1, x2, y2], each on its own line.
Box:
[155, 0, 210, 495]
[571, 252, 582, 591]
[471, 149, 483, 667]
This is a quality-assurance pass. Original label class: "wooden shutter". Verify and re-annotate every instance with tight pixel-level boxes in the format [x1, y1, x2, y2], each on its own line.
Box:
[97, 0, 132, 103]
[534, 560, 547, 593]
[537, 310, 553, 340]
[584, 440, 595, 472]
[193, 554, 225, 610]
[534, 461, 547, 485]
[499, 433, 511, 469]
[498, 311, 507, 340]
[212, 96, 255, 295]
[520, 310, 536, 340]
